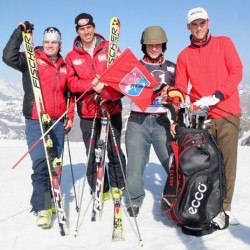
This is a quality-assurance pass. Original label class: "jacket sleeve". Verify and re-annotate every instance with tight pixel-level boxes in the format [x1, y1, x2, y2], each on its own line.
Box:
[63, 89, 75, 123]
[216, 37, 243, 99]
[2, 28, 26, 72]
[67, 94, 75, 122]
[65, 55, 93, 93]
[174, 54, 189, 102]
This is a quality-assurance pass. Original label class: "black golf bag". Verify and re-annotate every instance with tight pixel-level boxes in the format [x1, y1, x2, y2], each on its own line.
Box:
[162, 106, 229, 236]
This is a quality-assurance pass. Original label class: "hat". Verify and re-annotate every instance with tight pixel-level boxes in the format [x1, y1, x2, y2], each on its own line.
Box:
[75, 13, 95, 30]
[141, 26, 168, 45]
[187, 7, 209, 24]
[43, 27, 62, 43]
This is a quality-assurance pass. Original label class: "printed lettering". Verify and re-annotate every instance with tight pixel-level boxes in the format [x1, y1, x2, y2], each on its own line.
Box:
[188, 182, 207, 214]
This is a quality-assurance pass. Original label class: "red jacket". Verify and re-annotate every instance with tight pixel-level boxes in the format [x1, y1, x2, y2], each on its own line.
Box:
[34, 48, 74, 121]
[175, 35, 243, 118]
[66, 33, 123, 118]
[2, 28, 74, 121]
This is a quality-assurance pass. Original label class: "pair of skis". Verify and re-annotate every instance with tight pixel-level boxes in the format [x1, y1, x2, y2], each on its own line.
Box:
[91, 104, 109, 222]
[90, 17, 125, 241]
[90, 103, 124, 241]
[22, 31, 68, 236]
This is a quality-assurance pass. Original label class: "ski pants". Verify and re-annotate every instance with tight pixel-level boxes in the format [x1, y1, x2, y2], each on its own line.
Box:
[80, 112, 126, 192]
[25, 119, 64, 212]
[209, 114, 240, 211]
[125, 112, 172, 208]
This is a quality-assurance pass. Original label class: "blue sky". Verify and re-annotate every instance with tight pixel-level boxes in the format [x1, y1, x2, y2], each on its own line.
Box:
[1, 0, 249, 85]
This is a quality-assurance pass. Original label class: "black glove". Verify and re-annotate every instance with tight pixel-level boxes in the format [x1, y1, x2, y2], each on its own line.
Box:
[64, 127, 71, 134]
[153, 82, 167, 95]
[94, 95, 102, 105]
[18, 21, 34, 31]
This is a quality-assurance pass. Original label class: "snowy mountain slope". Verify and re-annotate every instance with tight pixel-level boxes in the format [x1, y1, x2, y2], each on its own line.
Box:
[0, 140, 250, 250]
[0, 78, 250, 142]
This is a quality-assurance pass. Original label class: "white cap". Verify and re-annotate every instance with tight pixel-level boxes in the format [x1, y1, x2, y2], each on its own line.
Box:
[187, 7, 209, 24]
[43, 27, 62, 43]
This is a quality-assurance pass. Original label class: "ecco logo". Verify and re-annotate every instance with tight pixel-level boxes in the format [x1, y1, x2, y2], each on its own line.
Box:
[188, 183, 207, 214]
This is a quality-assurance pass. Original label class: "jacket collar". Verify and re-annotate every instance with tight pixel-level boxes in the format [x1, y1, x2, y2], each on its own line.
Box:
[190, 31, 212, 48]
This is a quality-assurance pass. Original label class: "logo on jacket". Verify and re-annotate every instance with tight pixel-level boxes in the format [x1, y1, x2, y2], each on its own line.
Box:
[167, 66, 175, 73]
[98, 54, 107, 62]
[37, 59, 47, 66]
[60, 68, 67, 74]
[119, 67, 150, 96]
[73, 59, 85, 65]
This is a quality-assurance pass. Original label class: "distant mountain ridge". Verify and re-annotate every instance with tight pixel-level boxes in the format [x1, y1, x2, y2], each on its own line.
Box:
[0, 79, 250, 142]
[0, 80, 25, 139]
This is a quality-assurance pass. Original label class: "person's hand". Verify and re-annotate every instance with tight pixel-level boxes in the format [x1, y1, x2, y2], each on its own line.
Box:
[92, 75, 105, 94]
[93, 82, 105, 94]
[64, 120, 73, 134]
[170, 123, 178, 138]
[194, 95, 220, 108]
[18, 21, 34, 31]
[160, 85, 170, 101]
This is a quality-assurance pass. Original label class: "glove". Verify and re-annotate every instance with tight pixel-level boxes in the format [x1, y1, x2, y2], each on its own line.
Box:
[194, 95, 220, 107]
[64, 120, 72, 134]
[64, 127, 71, 134]
[18, 21, 34, 31]
[153, 82, 167, 95]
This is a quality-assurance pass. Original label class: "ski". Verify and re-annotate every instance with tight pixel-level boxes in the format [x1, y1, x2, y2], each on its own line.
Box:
[112, 188, 125, 241]
[91, 105, 109, 221]
[22, 31, 68, 236]
[107, 16, 125, 241]
[107, 17, 120, 67]
[91, 16, 121, 222]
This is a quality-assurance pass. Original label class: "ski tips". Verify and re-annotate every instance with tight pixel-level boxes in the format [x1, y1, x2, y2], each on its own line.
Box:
[74, 230, 78, 237]
[139, 240, 144, 247]
[110, 16, 120, 25]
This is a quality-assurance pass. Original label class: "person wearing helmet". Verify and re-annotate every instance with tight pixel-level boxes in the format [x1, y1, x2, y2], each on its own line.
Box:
[174, 7, 243, 226]
[3, 22, 74, 229]
[125, 26, 176, 217]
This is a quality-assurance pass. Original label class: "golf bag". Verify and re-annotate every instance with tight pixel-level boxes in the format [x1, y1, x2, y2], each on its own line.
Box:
[162, 107, 228, 236]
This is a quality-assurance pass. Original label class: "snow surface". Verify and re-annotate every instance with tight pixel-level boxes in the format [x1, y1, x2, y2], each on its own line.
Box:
[0, 139, 250, 250]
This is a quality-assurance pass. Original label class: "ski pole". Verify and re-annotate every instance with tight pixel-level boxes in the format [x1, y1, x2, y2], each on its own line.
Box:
[11, 88, 90, 169]
[65, 133, 79, 212]
[74, 109, 98, 237]
[108, 114, 143, 246]
[63, 91, 79, 211]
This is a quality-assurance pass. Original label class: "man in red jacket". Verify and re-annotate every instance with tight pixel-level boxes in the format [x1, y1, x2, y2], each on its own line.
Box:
[174, 7, 243, 227]
[66, 13, 126, 201]
[3, 23, 74, 229]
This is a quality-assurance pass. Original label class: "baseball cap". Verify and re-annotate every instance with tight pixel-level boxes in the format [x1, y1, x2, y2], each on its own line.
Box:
[187, 7, 209, 24]
[75, 13, 95, 30]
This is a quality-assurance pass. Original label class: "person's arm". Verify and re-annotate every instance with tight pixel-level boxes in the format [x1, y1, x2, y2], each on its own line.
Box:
[3, 21, 34, 72]
[3, 28, 25, 71]
[63, 90, 75, 134]
[65, 55, 93, 93]
[92, 74, 123, 101]
[217, 37, 243, 98]
[174, 55, 189, 101]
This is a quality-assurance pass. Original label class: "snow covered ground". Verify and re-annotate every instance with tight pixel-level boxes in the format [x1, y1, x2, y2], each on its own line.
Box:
[0, 139, 250, 250]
